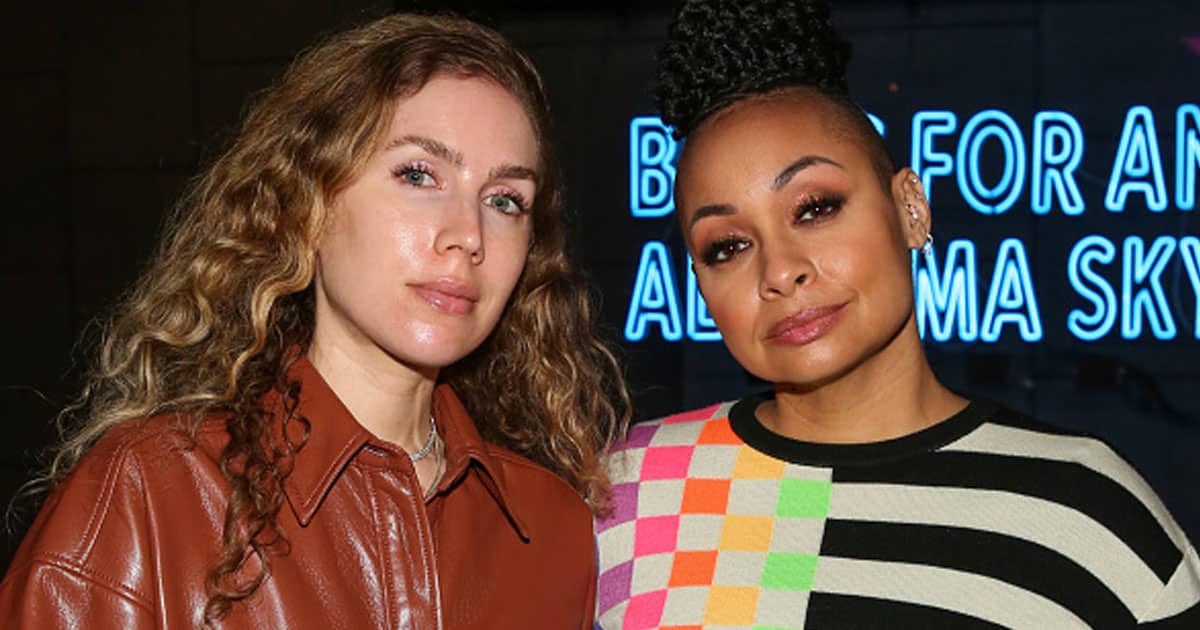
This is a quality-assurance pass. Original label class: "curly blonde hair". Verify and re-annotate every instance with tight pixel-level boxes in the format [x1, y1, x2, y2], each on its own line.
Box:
[27, 13, 629, 625]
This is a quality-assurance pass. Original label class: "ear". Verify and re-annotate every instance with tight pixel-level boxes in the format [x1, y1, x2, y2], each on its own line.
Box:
[890, 167, 930, 251]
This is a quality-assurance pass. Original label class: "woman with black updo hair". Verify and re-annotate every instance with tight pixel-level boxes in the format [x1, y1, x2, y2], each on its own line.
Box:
[595, 0, 1200, 627]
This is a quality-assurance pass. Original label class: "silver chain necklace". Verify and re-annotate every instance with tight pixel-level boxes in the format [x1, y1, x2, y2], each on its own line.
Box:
[409, 415, 438, 462]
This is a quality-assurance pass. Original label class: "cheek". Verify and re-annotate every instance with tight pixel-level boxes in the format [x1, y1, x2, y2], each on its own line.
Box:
[819, 225, 912, 316]
[319, 210, 434, 318]
[483, 226, 532, 292]
[328, 202, 417, 268]
[387, 219, 427, 264]
[493, 253, 527, 295]
[823, 209, 908, 277]
[697, 271, 757, 336]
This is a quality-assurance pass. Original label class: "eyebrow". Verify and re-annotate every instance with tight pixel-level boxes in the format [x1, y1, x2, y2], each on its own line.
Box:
[383, 134, 537, 185]
[489, 163, 538, 185]
[687, 203, 736, 233]
[384, 134, 464, 166]
[687, 154, 845, 233]
[771, 155, 845, 191]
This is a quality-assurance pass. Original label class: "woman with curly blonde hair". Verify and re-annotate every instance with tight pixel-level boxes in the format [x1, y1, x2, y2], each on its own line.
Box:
[1, 12, 628, 629]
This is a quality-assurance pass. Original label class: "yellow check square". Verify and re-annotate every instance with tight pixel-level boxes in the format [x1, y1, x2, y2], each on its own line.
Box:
[732, 446, 786, 478]
[704, 585, 759, 624]
[718, 515, 773, 551]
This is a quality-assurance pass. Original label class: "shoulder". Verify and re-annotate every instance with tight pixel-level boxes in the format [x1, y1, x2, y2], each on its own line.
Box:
[942, 403, 1200, 622]
[596, 400, 740, 541]
[946, 403, 1174, 517]
[615, 400, 739, 452]
[945, 403, 1182, 534]
[5, 413, 225, 577]
[37, 415, 200, 526]
[480, 442, 598, 578]
[72, 412, 228, 493]
[483, 442, 592, 525]
[1, 414, 226, 613]
[604, 400, 738, 484]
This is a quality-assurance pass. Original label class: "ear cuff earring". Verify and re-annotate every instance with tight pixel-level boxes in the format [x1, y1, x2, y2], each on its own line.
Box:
[907, 201, 934, 258]
[909, 173, 931, 257]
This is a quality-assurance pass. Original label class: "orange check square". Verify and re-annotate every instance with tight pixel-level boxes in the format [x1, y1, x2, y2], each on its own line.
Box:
[668, 550, 718, 587]
[697, 419, 741, 445]
[681, 478, 731, 514]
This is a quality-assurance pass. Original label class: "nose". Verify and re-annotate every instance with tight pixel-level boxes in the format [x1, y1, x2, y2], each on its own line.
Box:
[757, 238, 813, 300]
[434, 195, 484, 263]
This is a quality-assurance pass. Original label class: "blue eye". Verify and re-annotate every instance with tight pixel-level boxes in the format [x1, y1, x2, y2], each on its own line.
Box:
[483, 192, 529, 215]
[395, 163, 437, 188]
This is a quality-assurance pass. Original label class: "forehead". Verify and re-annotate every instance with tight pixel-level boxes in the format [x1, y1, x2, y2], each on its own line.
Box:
[387, 75, 538, 161]
[676, 95, 870, 202]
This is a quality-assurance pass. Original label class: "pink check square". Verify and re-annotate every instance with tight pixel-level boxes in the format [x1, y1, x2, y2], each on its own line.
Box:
[663, 402, 723, 424]
[623, 589, 668, 630]
[635, 515, 680, 556]
[641, 446, 694, 479]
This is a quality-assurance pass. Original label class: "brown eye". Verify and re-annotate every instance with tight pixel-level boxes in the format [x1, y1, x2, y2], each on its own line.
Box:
[701, 237, 750, 266]
[794, 194, 845, 224]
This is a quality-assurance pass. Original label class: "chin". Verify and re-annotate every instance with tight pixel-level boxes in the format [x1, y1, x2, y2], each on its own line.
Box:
[772, 367, 852, 392]
[744, 343, 859, 389]
[375, 335, 482, 372]
[385, 318, 493, 364]
[381, 343, 472, 371]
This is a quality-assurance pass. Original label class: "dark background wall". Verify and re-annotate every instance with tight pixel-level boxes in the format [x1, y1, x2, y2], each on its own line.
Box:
[3, 0, 1197, 573]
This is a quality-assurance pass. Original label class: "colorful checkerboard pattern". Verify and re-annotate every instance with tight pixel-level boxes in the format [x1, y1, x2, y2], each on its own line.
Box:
[596, 403, 832, 628]
[597, 398, 1200, 628]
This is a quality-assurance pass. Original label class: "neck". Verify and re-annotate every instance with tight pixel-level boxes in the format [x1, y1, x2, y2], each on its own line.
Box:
[307, 331, 437, 454]
[761, 318, 966, 444]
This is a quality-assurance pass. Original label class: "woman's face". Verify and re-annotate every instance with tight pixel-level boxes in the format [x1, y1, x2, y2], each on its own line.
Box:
[313, 75, 537, 371]
[677, 94, 925, 388]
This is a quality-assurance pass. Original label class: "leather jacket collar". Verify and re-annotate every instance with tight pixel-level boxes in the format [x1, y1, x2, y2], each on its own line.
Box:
[278, 356, 528, 538]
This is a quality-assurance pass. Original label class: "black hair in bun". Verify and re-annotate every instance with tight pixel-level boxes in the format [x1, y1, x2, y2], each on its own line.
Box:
[656, 0, 851, 139]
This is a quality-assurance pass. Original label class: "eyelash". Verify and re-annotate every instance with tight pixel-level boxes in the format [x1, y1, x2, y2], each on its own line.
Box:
[699, 194, 846, 267]
[484, 188, 530, 215]
[392, 162, 530, 215]
[793, 194, 845, 224]
[394, 161, 438, 188]
[700, 235, 751, 266]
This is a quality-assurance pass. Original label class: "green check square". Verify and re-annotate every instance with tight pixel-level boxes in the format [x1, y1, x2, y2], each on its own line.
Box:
[775, 479, 831, 518]
[760, 552, 818, 591]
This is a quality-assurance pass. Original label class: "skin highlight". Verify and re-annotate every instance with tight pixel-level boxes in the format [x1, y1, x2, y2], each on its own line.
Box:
[677, 90, 966, 444]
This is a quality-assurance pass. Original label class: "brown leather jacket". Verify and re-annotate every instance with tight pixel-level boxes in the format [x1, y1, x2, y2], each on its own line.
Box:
[0, 358, 597, 628]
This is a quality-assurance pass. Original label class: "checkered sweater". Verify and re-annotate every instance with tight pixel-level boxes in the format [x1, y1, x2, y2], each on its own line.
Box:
[595, 395, 1200, 629]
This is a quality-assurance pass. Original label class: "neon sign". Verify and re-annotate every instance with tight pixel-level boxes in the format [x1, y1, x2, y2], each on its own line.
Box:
[1032, 112, 1085, 216]
[625, 105, 1200, 344]
[629, 116, 678, 218]
[1106, 106, 1168, 212]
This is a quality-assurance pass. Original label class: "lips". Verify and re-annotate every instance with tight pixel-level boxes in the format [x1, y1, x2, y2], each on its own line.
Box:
[409, 278, 480, 316]
[765, 303, 847, 345]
